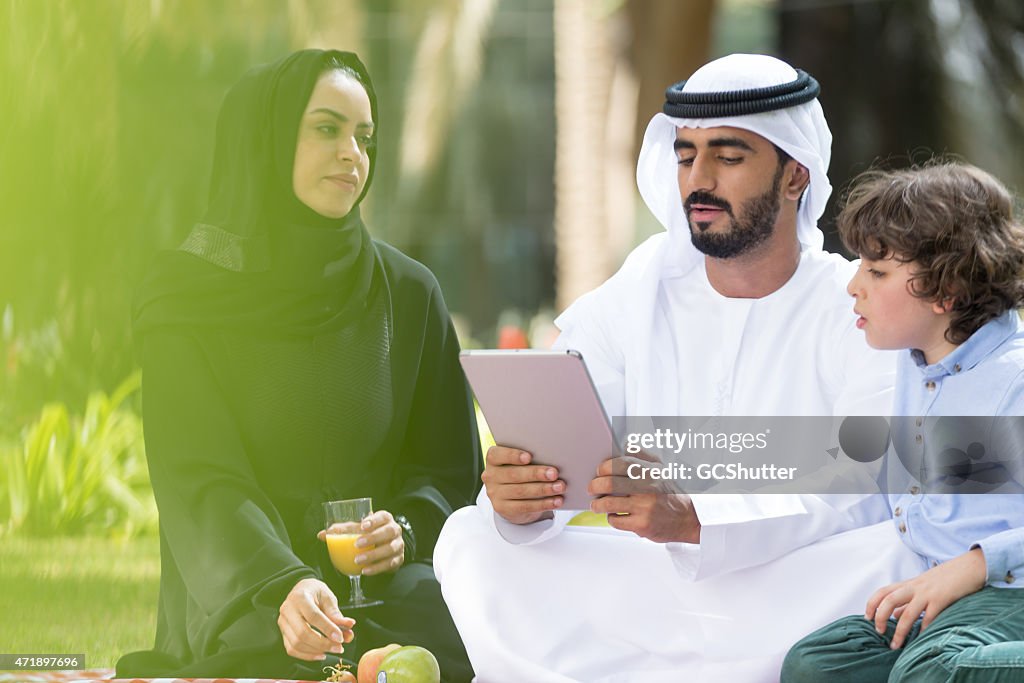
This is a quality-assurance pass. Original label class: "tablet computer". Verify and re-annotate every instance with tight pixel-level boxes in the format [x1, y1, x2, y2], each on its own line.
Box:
[459, 349, 615, 510]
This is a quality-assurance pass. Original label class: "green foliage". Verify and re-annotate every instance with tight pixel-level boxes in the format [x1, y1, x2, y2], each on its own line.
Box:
[0, 535, 160, 667]
[1, 305, 86, 434]
[0, 372, 156, 538]
[0, 1, 296, 430]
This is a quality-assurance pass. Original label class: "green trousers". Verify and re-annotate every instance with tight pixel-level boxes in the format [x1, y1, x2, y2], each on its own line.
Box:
[781, 587, 1024, 682]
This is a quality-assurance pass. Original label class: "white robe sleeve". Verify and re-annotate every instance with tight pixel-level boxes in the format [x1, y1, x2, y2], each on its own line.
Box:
[479, 488, 575, 545]
[668, 314, 897, 580]
[670, 492, 890, 579]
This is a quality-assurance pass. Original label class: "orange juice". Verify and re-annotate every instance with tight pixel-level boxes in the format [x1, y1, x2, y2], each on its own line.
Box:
[326, 533, 372, 576]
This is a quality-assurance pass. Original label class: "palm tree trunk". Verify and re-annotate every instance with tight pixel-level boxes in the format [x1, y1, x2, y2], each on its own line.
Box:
[553, 0, 715, 310]
[553, 0, 623, 310]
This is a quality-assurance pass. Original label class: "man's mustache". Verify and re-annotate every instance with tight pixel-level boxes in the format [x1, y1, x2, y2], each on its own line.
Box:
[683, 192, 733, 216]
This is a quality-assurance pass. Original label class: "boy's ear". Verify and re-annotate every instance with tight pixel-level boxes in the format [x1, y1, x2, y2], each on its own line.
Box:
[931, 296, 955, 314]
[784, 162, 810, 201]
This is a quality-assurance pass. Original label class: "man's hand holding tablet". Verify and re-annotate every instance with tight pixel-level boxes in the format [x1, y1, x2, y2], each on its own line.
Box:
[460, 350, 616, 521]
[588, 455, 702, 543]
[481, 446, 566, 524]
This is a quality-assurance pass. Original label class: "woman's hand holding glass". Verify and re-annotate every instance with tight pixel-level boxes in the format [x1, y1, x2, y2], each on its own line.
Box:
[318, 509, 405, 576]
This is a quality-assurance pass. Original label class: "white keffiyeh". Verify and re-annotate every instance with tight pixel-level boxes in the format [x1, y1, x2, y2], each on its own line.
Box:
[556, 54, 836, 416]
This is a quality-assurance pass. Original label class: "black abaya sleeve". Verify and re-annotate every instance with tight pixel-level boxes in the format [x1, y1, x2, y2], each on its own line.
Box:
[390, 280, 482, 560]
[140, 331, 318, 657]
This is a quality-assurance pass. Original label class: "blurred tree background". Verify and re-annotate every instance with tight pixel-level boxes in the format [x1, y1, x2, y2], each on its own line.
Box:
[2, 0, 1023, 531]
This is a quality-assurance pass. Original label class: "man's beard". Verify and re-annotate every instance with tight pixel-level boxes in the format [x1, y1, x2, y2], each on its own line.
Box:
[686, 166, 784, 259]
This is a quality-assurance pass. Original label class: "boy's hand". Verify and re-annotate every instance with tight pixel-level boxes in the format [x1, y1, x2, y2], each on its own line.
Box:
[865, 547, 987, 650]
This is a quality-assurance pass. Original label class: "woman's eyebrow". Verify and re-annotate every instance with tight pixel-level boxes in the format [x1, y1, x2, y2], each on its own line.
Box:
[308, 107, 374, 130]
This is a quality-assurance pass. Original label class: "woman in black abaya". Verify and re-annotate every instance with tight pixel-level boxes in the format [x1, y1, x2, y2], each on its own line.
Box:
[117, 50, 479, 681]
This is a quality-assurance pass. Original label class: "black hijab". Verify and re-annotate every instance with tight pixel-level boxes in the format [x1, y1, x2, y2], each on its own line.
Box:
[134, 50, 382, 337]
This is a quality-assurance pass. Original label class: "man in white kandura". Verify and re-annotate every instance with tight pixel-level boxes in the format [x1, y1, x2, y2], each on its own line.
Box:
[435, 54, 924, 682]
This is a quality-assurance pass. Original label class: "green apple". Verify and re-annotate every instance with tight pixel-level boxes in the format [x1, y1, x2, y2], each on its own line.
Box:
[376, 646, 440, 683]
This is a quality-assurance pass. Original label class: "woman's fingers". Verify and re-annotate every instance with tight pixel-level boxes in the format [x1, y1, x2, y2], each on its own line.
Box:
[360, 510, 394, 533]
[357, 519, 400, 548]
[278, 578, 356, 660]
[279, 605, 333, 660]
[357, 535, 403, 562]
[362, 552, 404, 575]
[358, 536, 405, 575]
[301, 604, 346, 649]
[323, 510, 409, 575]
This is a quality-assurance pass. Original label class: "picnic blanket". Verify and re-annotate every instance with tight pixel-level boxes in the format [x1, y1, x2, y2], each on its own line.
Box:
[0, 671, 114, 683]
[0, 673, 322, 683]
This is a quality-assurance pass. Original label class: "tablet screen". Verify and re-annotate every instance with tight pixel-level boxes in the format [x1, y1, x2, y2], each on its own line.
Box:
[460, 349, 615, 510]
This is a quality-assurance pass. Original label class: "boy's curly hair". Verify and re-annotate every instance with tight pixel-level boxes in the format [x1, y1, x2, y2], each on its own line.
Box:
[838, 161, 1024, 344]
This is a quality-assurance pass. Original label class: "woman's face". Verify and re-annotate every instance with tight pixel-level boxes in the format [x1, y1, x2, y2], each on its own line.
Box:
[292, 70, 374, 219]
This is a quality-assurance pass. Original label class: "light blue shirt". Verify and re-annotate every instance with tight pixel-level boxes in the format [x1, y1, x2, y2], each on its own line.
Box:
[888, 310, 1024, 588]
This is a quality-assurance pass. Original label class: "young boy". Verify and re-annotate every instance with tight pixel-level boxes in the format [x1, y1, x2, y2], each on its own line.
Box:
[781, 161, 1024, 682]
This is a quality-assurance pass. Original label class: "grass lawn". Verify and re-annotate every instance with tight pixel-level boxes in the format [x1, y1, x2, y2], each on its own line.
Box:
[0, 535, 160, 669]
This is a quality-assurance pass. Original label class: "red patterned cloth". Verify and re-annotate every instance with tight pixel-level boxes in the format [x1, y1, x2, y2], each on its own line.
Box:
[0, 672, 114, 683]
[0, 673, 322, 683]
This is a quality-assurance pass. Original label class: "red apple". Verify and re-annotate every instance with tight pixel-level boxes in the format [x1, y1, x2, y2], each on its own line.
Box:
[357, 643, 402, 683]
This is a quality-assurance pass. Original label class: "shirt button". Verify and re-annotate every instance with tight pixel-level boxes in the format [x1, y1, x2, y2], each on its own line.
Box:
[1007, 572, 1016, 584]
[894, 507, 902, 516]
[910, 486, 920, 495]
[899, 522, 908, 533]
[954, 363, 962, 373]
[925, 381, 937, 391]
[915, 434, 923, 444]
[915, 417, 923, 427]
[932, 560, 940, 567]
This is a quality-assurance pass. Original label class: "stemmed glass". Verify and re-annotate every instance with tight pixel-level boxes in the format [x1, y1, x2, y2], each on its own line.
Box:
[323, 497, 383, 608]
